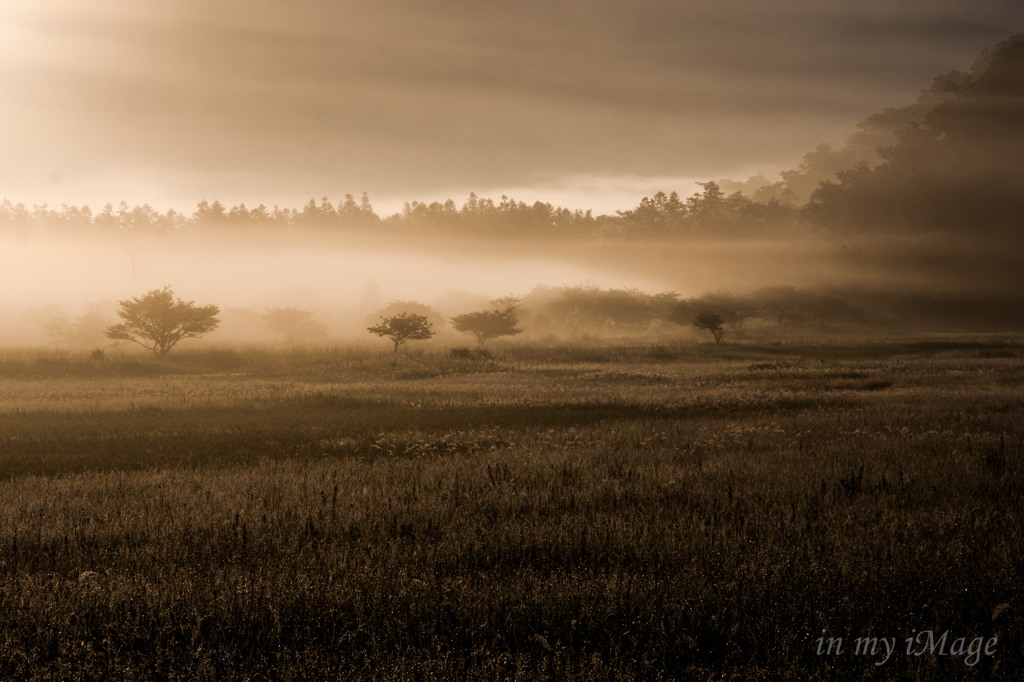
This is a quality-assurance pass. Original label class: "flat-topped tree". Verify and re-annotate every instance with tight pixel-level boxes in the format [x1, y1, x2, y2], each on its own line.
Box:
[451, 295, 524, 346]
[105, 286, 220, 354]
[368, 312, 435, 353]
[692, 311, 726, 344]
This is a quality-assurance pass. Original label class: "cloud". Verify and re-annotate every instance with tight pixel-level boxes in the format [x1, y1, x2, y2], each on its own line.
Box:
[2, 0, 1022, 211]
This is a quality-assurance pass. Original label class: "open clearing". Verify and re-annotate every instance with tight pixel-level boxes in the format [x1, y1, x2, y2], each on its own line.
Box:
[1, 339, 1021, 680]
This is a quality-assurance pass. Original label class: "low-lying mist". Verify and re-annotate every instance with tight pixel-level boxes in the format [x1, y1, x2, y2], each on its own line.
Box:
[4, 226, 1023, 351]
[0, 230, 666, 347]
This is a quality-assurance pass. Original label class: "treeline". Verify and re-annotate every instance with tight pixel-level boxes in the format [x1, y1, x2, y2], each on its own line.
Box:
[0, 185, 795, 240]
[517, 284, 1024, 337]
[373, 285, 1024, 338]
[0, 191, 593, 239]
[4, 34, 1021, 245]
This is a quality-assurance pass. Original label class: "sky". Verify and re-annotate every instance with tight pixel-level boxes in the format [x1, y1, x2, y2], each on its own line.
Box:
[1, 0, 1022, 217]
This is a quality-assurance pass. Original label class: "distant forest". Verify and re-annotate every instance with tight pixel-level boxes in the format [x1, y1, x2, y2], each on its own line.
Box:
[3, 34, 1022, 247]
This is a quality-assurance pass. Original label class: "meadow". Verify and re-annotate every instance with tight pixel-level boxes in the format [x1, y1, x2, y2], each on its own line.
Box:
[0, 338, 1021, 680]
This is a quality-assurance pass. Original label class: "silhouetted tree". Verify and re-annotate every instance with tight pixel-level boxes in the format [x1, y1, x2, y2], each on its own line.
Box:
[193, 199, 227, 226]
[616, 190, 685, 236]
[451, 296, 524, 346]
[105, 286, 220, 354]
[688, 292, 759, 331]
[692, 312, 726, 344]
[615, 180, 799, 238]
[369, 300, 446, 331]
[368, 312, 435, 353]
[0, 198, 31, 228]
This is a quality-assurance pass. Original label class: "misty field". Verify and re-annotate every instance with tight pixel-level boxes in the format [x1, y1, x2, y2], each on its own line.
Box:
[0, 339, 1022, 680]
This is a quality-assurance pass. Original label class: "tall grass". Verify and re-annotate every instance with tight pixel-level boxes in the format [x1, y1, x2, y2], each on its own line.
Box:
[0, 340, 1021, 679]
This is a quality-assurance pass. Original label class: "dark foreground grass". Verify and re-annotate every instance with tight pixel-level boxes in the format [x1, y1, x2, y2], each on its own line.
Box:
[0, 393, 858, 480]
[0, 336, 1019, 379]
[0, 340, 1022, 680]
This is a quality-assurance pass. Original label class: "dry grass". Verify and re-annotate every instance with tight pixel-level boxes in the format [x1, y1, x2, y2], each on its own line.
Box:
[0, 338, 1021, 680]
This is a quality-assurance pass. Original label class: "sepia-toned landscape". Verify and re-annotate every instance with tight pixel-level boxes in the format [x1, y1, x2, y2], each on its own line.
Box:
[2, 1, 1023, 679]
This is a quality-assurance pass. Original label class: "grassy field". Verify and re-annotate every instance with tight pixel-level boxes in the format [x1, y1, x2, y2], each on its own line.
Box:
[0, 339, 1021, 680]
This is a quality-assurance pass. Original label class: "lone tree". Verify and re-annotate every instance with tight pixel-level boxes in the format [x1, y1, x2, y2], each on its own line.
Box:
[450, 295, 524, 346]
[367, 312, 435, 353]
[105, 286, 220, 354]
[689, 292, 759, 331]
[692, 311, 726, 344]
[367, 300, 446, 331]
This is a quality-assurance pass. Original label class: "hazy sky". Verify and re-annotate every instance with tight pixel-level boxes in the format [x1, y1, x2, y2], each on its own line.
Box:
[2, 0, 1022, 215]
